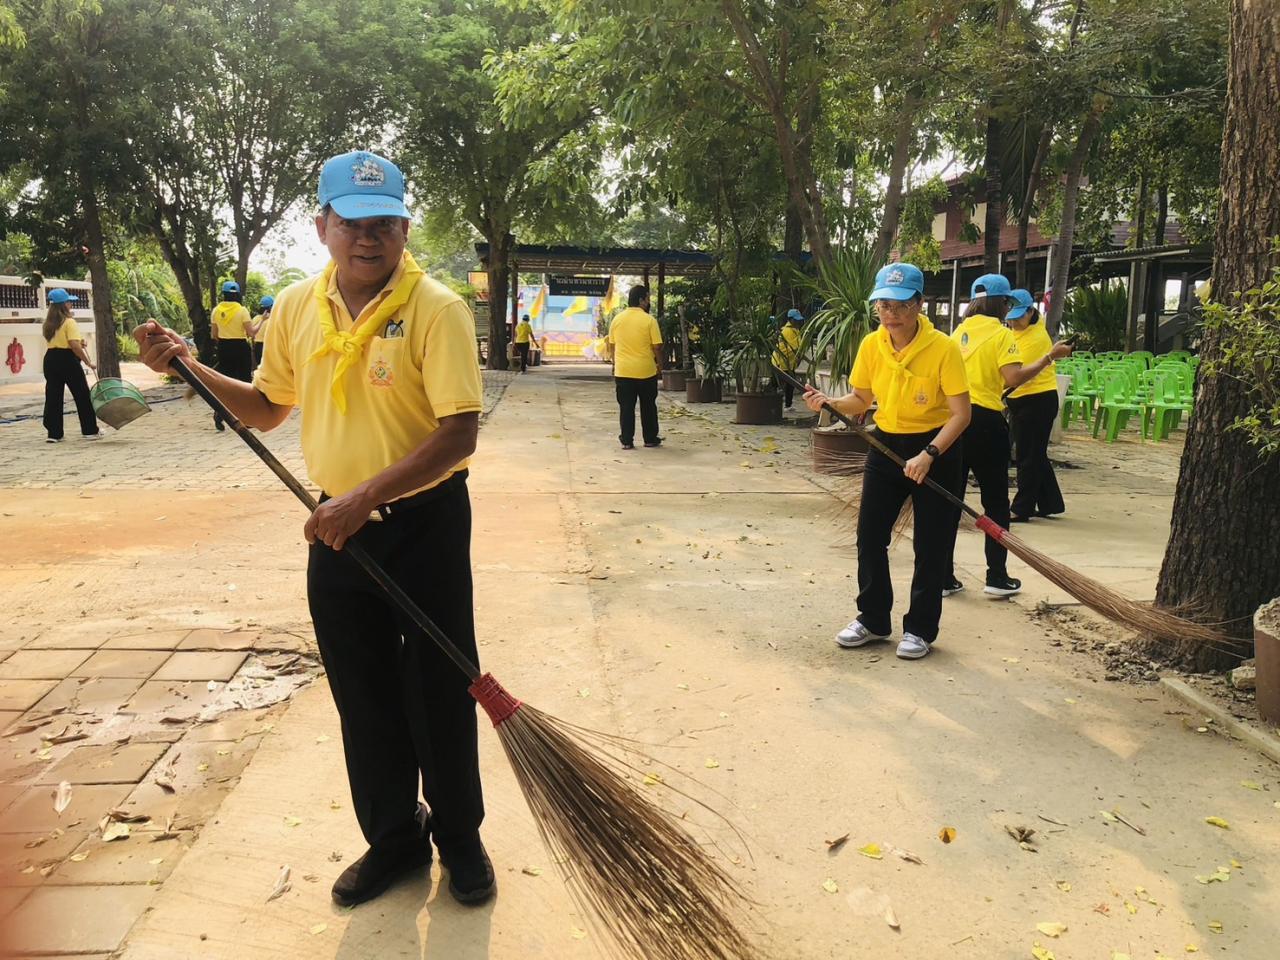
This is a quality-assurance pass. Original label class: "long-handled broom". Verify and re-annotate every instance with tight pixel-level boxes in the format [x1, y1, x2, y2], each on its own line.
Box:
[775, 369, 1242, 653]
[169, 358, 759, 960]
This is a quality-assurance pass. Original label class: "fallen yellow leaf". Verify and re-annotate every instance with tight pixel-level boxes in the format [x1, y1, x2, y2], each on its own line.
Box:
[1185, 945, 1198, 953]
[68, 852, 88, 862]
[858, 843, 883, 860]
[938, 826, 957, 844]
[642, 773, 663, 786]
[1124, 900, 1137, 915]
[1031, 943, 1056, 960]
[1113, 953, 1132, 960]
[309, 923, 327, 935]
[1230, 858, 1242, 869]
[1098, 810, 1119, 823]
[1207, 920, 1223, 934]
[704, 758, 720, 769]
[283, 816, 303, 827]
[1055, 880, 1072, 893]
[1203, 816, 1230, 830]
[1036, 921, 1067, 938]
[570, 927, 587, 940]
[822, 878, 838, 894]
[1240, 780, 1261, 790]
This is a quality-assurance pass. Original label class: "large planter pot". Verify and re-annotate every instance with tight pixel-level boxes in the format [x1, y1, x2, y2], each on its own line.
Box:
[662, 369, 689, 392]
[734, 392, 783, 425]
[686, 378, 722, 403]
[812, 424, 872, 475]
[1256, 597, 1280, 725]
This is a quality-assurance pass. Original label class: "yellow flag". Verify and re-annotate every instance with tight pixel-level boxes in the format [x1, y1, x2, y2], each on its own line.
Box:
[530, 285, 547, 319]
[564, 295, 589, 317]
[601, 276, 618, 313]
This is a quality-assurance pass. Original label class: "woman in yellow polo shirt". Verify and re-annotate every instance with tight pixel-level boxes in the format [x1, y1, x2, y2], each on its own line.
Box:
[804, 262, 971, 660]
[41, 289, 101, 442]
[943, 276, 1072, 599]
[1005, 289, 1067, 520]
[772, 309, 803, 408]
[248, 294, 274, 370]
[210, 280, 253, 431]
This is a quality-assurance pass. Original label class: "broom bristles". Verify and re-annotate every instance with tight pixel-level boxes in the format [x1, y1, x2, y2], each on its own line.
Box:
[471, 676, 760, 960]
[978, 517, 1246, 656]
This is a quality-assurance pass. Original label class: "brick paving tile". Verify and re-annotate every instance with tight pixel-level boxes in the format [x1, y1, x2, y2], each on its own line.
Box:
[70, 650, 170, 680]
[22, 631, 111, 650]
[150, 650, 247, 683]
[36, 741, 171, 786]
[28, 676, 145, 717]
[0, 680, 59, 712]
[100, 628, 193, 651]
[49, 835, 185, 886]
[177, 628, 260, 651]
[0, 650, 93, 681]
[2, 884, 157, 954]
[0, 884, 32, 918]
[114, 679, 221, 720]
[0, 784, 132, 835]
[0, 829, 95, 886]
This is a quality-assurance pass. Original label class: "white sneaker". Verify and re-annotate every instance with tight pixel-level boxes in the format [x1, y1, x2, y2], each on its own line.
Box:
[45, 437, 63, 444]
[896, 633, 931, 660]
[85, 432, 103, 441]
[835, 620, 890, 649]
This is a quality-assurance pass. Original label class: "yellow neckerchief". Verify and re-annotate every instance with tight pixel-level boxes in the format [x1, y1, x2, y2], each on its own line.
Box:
[955, 313, 1003, 359]
[307, 252, 423, 413]
[875, 314, 936, 395]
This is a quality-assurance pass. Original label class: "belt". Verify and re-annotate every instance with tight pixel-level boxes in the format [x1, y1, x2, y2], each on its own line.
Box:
[320, 469, 468, 522]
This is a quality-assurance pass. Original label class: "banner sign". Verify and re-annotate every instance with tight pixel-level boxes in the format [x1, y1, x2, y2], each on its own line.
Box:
[468, 271, 489, 301]
[549, 275, 610, 297]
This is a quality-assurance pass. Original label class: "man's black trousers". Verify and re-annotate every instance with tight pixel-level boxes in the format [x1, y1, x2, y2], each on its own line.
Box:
[308, 472, 484, 851]
[856, 429, 963, 643]
[615, 375, 659, 446]
[945, 404, 1012, 582]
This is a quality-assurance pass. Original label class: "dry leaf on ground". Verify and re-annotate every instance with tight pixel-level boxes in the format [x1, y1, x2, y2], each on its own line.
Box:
[101, 821, 130, 842]
[1036, 921, 1067, 938]
[858, 843, 883, 860]
[889, 846, 924, 865]
[1031, 944, 1057, 960]
[267, 865, 291, 902]
[309, 923, 327, 935]
[1055, 880, 1072, 892]
[846, 886, 899, 930]
[938, 826, 957, 844]
[53, 781, 71, 816]
[522, 866, 543, 877]
[1203, 816, 1230, 830]
[826, 833, 849, 852]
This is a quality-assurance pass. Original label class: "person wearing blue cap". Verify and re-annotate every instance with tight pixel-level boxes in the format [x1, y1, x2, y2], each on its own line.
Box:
[40, 289, 101, 442]
[134, 150, 492, 908]
[1005, 289, 1067, 520]
[943, 275, 1072, 598]
[209, 281, 253, 431]
[803, 262, 971, 660]
[248, 294, 274, 369]
[772, 308, 803, 407]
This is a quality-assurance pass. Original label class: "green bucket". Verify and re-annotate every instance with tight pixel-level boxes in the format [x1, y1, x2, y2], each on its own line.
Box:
[90, 377, 150, 430]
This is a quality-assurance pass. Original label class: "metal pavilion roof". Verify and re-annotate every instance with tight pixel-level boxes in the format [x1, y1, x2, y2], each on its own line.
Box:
[474, 243, 717, 276]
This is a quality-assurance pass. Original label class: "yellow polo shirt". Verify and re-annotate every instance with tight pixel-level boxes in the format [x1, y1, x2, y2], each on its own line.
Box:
[212, 302, 251, 340]
[850, 316, 968, 433]
[46, 318, 84, 349]
[514, 321, 533, 344]
[951, 314, 1021, 411]
[608, 307, 662, 379]
[1010, 323, 1057, 398]
[252, 313, 269, 343]
[772, 324, 801, 371]
[254, 257, 484, 498]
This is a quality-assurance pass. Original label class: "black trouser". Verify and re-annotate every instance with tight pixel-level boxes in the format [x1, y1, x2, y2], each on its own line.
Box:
[307, 472, 484, 852]
[856, 429, 964, 643]
[615, 375, 659, 445]
[42, 348, 97, 440]
[772, 366, 795, 406]
[516, 342, 529, 372]
[945, 404, 1011, 582]
[252, 341, 264, 369]
[213, 339, 252, 427]
[1008, 390, 1065, 518]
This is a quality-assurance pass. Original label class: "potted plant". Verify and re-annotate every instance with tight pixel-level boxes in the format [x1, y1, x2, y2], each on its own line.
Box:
[793, 246, 878, 472]
[687, 329, 727, 403]
[730, 309, 784, 424]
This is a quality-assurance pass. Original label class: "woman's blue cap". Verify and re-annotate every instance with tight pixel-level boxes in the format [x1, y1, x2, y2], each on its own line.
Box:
[260, 295, 275, 309]
[1005, 289, 1037, 320]
[221, 281, 240, 294]
[786, 308, 804, 321]
[971, 273, 1013, 298]
[47, 289, 79, 304]
[869, 263, 925, 301]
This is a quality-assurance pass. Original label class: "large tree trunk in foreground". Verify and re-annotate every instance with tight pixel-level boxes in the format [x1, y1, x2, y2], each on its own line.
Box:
[485, 231, 511, 371]
[1016, 124, 1053, 289]
[983, 114, 1003, 273]
[1044, 106, 1102, 336]
[872, 104, 917, 267]
[79, 175, 121, 380]
[1152, 0, 1280, 671]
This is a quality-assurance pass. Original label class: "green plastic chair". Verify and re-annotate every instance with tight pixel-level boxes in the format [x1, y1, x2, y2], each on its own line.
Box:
[1072, 350, 1094, 360]
[1061, 368, 1096, 429]
[1092, 375, 1143, 442]
[1129, 350, 1154, 369]
[1143, 373, 1194, 440]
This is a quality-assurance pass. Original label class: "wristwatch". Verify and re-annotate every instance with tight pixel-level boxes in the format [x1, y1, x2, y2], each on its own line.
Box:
[924, 444, 941, 459]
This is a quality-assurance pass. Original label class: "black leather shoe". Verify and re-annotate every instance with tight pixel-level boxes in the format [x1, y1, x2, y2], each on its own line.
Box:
[438, 834, 496, 905]
[332, 804, 431, 907]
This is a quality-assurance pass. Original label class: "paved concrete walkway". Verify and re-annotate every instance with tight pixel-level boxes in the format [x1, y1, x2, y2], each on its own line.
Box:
[9, 365, 1277, 958]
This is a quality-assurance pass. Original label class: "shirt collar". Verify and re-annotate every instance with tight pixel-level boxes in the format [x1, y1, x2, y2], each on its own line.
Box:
[325, 254, 408, 328]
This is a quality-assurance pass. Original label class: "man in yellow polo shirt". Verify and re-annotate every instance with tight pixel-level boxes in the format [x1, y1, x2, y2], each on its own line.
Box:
[513, 313, 534, 372]
[607, 284, 663, 449]
[133, 150, 494, 909]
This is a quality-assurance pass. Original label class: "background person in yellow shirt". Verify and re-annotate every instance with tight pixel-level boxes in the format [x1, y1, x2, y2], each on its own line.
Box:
[209, 281, 253, 431]
[944, 275, 1072, 598]
[247, 294, 274, 369]
[134, 150, 494, 909]
[803, 262, 971, 660]
[772, 308, 803, 408]
[514, 313, 534, 372]
[608, 284, 663, 449]
[40, 289, 100, 442]
[1005, 288, 1068, 520]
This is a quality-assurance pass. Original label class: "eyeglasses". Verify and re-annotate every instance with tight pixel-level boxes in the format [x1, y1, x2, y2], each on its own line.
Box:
[874, 299, 917, 314]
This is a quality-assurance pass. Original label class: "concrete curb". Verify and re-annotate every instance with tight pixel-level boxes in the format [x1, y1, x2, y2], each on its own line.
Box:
[1160, 676, 1280, 766]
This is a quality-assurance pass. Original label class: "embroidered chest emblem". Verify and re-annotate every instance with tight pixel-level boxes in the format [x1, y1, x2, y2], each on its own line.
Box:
[960, 332, 969, 346]
[369, 357, 394, 388]
[352, 158, 385, 187]
[914, 389, 928, 405]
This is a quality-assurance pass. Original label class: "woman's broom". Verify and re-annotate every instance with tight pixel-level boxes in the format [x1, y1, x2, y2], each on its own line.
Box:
[169, 358, 759, 960]
[775, 369, 1242, 654]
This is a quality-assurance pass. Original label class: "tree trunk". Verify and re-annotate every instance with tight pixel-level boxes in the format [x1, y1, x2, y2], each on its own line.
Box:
[1154, 182, 1169, 246]
[872, 104, 917, 266]
[1151, 0, 1280, 670]
[78, 175, 121, 380]
[485, 232, 510, 371]
[983, 113, 1003, 272]
[1133, 171, 1148, 248]
[1016, 124, 1053, 289]
[1044, 107, 1103, 336]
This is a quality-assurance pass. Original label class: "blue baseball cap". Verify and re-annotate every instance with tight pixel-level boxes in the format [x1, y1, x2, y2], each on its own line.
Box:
[786, 308, 804, 322]
[318, 150, 409, 220]
[1005, 289, 1036, 320]
[869, 263, 925, 301]
[971, 273, 1013, 298]
[47, 289, 79, 304]
[221, 281, 240, 295]
[260, 295, 275, 309]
